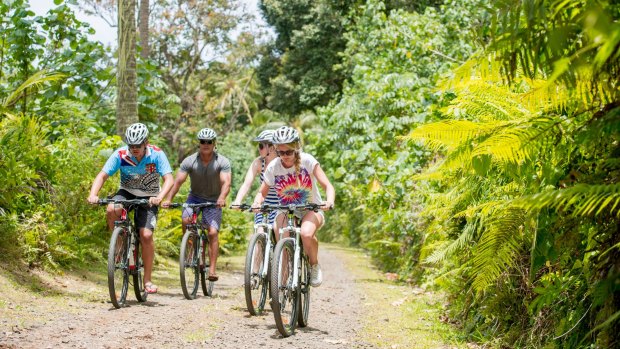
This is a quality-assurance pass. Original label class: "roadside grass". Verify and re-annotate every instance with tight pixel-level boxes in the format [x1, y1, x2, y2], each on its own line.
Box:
[326, 244, 470, 349]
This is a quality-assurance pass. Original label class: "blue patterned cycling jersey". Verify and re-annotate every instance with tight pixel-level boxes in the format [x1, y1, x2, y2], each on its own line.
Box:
[102, 145, 173, 197]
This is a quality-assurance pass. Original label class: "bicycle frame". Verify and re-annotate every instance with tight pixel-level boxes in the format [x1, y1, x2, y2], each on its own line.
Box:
[279, 212, 302, 290]
[97, 198, 149, 308]
[234, 203, 277, 279]
[169, 202, 218, 299]
[254, 214, 276, 279]
[108, 201, 144, 274]
[269, 202, 323, 336]
[115, 207, 136, 271]
[185, 207, 207, 266]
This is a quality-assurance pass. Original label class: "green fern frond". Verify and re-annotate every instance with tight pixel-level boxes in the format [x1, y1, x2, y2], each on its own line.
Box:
[599, 158, 620, 170]
[471, 116, 563, 165]
[406, 120, 503, 151]
[441, 82, 534, 121]
[515, 184, 620, 217]
[426, 218, 480, 264]
[454, 200, 506, 218]
[439, 51, 506, 91]
[471, 206, 530, 291]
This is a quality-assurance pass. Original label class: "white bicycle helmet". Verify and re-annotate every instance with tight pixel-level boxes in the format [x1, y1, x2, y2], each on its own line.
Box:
[197, 128, 217, 140]
[253, 130, 275, 143]
[272, 126, 299, 144]
[125, 123, 149, 145]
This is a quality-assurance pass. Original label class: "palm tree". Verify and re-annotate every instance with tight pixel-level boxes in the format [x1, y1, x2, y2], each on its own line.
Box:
[117, 0, 138, 135]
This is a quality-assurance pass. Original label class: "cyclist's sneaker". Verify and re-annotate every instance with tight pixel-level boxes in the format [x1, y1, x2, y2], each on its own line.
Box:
[310, 264, 323, 287]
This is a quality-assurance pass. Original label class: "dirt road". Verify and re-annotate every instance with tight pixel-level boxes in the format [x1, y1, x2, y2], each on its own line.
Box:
[1, 246, 376, 348]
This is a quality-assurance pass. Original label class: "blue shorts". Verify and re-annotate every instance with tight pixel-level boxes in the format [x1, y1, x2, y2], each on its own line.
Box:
[182, 194, 222, 231]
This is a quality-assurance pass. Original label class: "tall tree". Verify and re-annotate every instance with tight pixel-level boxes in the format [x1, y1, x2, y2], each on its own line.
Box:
[139, 0, 149, 58]
[117, 0, 138, 135]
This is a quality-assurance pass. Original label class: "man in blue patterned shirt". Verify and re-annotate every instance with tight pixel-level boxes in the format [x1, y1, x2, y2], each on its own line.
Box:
[88, 123, 174, 294]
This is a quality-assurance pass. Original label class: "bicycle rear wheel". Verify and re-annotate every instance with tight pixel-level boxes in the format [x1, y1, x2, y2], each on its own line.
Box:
[108, 227, 130, 309]
[180, 230, 200, 300]
[132, 233, 147, 302]
[200, 235, 214, 296]
[270, 238, 297, 337]
[245, 232, 268, 315]
[297, 254, 310, 327]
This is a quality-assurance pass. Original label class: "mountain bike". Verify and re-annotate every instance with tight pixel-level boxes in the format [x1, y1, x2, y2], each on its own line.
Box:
[169, 202, 218, 300]
[269, 203, 324, 337]
[97, 198, 149, 309]
[233, 203, 277, 316]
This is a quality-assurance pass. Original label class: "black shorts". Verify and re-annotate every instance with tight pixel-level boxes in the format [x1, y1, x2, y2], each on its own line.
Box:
[112, 189, 158, 230]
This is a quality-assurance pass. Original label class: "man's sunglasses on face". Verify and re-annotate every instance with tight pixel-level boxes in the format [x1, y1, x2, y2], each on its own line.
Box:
[129, 143, 144, 149]
[276, 149, 296, 157]
[258, 143, 271, 150]
[200, 139, 214, 145]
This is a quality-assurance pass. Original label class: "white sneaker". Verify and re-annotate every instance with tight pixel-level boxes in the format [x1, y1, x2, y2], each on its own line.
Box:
[310, 264, 322, 287]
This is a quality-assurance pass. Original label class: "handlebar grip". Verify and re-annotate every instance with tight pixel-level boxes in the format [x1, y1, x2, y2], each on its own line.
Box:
[230, 203, 252, 210]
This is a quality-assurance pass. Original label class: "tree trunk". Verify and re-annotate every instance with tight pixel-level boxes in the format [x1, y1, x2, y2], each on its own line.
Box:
[116, 0, 138, 136]
[139, 0, 149, 59]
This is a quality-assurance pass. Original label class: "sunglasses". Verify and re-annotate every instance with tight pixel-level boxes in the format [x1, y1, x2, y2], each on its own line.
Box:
[128, 143, 144, 149]
[200, 139, 214, 145]
[258, 143, 271, 150]
[276, 149, 296, 157]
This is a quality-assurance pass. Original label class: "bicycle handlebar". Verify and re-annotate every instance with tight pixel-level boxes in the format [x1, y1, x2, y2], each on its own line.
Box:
[97, 198, 150, 206]
[231, 203, 326, 212]
[167, 202, 219, 209]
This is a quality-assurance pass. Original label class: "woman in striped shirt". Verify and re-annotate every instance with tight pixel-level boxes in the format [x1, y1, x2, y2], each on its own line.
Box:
[231, 130, 279, 224]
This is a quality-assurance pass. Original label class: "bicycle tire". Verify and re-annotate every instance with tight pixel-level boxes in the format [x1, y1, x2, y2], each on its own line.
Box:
[179, 230, 200, 300]
[297, 254, 310, 327]
[108, 227, 130, 309]
[245, 232, 268, 315]
[270, 238, 297, 337]
[200, 235, 214, 297]
[132, 232, 147, 302]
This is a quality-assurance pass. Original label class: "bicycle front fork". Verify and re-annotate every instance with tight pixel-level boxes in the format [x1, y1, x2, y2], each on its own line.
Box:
[128, 230, 138, 272]
[279, 227, 302, 290]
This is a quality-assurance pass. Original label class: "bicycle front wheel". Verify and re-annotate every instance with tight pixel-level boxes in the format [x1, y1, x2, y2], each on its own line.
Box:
[180, 230, 200, 300]
[108, 227, 130, 309]
[132, 233, 147, 302]
[245, 232, 268, 315]
[270, 238, 297, 337]
[297, 254, 310, 327]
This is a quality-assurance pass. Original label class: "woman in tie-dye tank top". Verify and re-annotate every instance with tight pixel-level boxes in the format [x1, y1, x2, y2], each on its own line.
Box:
[252, 126, 335, 288]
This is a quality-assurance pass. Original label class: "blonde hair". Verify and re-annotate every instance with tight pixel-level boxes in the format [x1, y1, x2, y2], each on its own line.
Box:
[284, 142, 302, 183]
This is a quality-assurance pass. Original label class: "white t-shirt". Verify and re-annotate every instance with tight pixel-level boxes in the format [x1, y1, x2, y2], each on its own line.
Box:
[263, 152, 323, 205]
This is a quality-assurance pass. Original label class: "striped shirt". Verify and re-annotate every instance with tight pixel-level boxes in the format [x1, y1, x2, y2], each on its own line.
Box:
[256, 157, 279, 224]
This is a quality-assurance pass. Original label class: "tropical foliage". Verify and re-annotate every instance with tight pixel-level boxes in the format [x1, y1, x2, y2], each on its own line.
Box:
[310, 0, 619, 346]
[2, 0, 619, 347]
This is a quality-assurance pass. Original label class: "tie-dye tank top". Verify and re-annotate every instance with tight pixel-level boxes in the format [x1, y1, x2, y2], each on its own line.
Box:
[263, 152, 323, 206]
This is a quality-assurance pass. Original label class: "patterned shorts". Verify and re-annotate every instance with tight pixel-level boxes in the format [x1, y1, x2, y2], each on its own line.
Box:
[182, 195, 222, 231]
